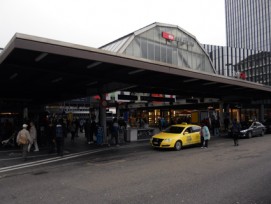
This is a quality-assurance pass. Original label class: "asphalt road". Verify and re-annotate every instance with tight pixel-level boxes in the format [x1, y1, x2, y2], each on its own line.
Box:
[1, 135, 271, 204]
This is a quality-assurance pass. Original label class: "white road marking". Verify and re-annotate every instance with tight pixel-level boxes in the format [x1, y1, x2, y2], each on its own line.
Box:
[0, 142, 147, 174]
[0, 149, 108, 173]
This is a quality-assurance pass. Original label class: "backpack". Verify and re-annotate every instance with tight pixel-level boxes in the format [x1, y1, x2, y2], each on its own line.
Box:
[55, 125, 63, 138]
[18, 131, 28, 145]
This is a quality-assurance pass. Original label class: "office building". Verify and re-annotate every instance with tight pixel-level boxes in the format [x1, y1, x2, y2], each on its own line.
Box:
[203, 44, 271, 86]
[225, 0, 271, 51]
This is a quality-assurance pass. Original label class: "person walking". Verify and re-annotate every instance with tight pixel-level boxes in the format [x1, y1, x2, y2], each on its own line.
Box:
[16, 124, 32, 161]
[201, 122, 211, 148]
[84, 119, 91, 144]
[214, 119, 220, 137]
[70, 121, 76, 142]
[231, 119, 241, 146]
[28, 121, 39, 152]
[55, 121, 64, 156]
[47, 120, 56, 154]
[90, 117, 96, 143]
[111, 118, 119, 146]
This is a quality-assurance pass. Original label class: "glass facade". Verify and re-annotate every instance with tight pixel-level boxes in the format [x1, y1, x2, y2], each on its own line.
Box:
[102, 23, 215, 74]
[203, 44, 271, 85]
[225, 0, 271, 52]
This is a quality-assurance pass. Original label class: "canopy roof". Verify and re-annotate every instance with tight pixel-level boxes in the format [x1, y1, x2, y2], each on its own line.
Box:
[0, 32, 271, 111]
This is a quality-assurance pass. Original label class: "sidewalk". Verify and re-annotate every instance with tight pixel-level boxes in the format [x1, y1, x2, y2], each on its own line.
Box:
[0, 130, 234, 172]
[0, 130, 230, 166]
[0, 131, 150, 170]
[0, 130, 230, 154]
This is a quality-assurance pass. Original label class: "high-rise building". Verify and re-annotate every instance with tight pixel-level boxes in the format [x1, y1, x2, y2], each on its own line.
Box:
[225, 0, 271, 52]
[203, 44, 271, 85]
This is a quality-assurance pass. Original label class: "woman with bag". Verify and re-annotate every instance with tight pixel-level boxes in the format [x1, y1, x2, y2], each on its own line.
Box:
[201, 122, 211, 148]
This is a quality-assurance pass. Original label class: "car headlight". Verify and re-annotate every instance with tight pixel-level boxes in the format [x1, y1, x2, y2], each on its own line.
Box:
[240, 130, 247, 134]
[163, 138, 173, 142]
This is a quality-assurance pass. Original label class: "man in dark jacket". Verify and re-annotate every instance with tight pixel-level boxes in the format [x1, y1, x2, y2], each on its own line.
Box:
[232, 119, 241, 146]
[55, 121, 64, 156]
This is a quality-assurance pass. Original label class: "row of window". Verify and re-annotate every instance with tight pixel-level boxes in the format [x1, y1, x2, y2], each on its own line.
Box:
[204, 44, 271, 85]
[225, 0, 271, 51]
[123, 27, 214, 73]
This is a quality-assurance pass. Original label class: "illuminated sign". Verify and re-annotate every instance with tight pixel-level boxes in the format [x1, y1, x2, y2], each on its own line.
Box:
[162, 32, 194, 46]
[162, 32, 174, 41]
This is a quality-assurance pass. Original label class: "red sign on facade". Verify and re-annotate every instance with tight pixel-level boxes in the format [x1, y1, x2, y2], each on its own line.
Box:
[162, 32, 174, 41]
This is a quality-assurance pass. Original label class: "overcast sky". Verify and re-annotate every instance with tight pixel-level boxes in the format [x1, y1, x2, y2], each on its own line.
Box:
[1, 0, 226, 49]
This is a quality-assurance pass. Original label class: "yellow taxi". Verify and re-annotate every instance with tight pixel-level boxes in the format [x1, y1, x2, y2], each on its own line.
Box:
[150, 123, 202, 151]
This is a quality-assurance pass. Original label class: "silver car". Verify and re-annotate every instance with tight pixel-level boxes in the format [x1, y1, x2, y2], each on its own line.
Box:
[239, 121, 266, 138]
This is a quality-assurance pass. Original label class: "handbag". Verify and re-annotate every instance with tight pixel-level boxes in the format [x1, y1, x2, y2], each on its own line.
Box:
[18, 132, 28, 145]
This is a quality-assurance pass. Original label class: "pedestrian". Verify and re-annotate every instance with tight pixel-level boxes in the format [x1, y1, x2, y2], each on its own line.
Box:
[55, 121, 64, 156]
[111, 118, 119, 145]
[90, 117, 96, 143]
[214, 119, 220, 137]
[47, 121, 56, 154]
[28, 121, 39, 152]
[79, 118, 85, 133]
[201, 122, 211, 148]
[84, 119, 91, 144]
[16, 124, 32, 161]
[231, 119, 241, 146]
[160, 117, 166, 130]
[70, 121, 76, 142]
[96, 124, 103, 145]
[75, 118, 79, 137]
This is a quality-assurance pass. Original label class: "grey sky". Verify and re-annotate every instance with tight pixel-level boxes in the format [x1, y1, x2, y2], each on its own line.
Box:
[0, 0, 225, 49]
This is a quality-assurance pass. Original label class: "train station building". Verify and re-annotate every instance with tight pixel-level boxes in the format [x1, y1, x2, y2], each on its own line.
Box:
[0, 22, 271, 144]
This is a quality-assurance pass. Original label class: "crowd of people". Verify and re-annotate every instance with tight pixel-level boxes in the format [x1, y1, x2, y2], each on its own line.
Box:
[11, 114, 131, 161]
[0, 111, 255, 161]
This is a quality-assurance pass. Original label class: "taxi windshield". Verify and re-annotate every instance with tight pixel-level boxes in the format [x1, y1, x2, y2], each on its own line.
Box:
[163, 126, 184, 134]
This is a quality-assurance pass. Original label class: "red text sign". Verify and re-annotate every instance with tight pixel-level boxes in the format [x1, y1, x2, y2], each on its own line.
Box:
[162, 32, 174, 41]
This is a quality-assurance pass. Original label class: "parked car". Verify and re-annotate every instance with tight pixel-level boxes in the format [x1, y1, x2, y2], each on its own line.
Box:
[229, 121, 266, 138]
[150, 123, 201, 151]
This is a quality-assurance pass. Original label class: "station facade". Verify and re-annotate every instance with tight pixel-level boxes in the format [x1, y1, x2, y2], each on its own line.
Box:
[91, 22, 267, 127]
[46, 22, 271, 130]
[100, 22, 215, 127]
[1, 22, 270, 146]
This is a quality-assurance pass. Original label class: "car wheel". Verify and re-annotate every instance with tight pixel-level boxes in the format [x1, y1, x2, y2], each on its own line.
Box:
[174, 141, 182, 151]
[247, 132, 252, 139]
